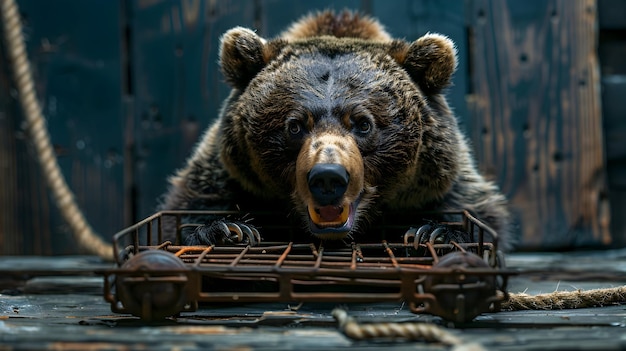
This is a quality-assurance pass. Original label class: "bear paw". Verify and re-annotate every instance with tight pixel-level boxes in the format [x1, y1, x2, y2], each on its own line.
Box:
[405, 223, 470, 246]
[185, 218, 261, 246]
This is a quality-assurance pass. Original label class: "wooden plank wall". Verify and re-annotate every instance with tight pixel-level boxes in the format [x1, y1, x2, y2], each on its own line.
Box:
[0, 0, 620, 254]
[467, 0, 611, 249]
[0, 0, 125, 255]
[598, 0, 626, 247]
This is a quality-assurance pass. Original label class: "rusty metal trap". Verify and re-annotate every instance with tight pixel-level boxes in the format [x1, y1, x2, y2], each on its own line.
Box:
[102, 210, 514, 323]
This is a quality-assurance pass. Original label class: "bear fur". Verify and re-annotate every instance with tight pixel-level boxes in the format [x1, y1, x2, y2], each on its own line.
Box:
[159, 11, 513, 250]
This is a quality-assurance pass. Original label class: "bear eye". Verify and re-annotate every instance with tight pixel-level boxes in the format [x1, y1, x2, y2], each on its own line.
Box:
[354, 119, 372, 135]
[287, 119, 304, 136]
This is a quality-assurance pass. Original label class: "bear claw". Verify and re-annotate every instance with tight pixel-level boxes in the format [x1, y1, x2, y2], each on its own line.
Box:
[404, 223, 470, 248]
[185, 219, 261, 246]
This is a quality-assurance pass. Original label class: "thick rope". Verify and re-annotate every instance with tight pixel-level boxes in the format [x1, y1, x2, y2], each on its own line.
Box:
[332, 308, 485, 351]
[333, 287, 626, 347]
[1, 0, 113, 260]
[504, 285, 626, 311]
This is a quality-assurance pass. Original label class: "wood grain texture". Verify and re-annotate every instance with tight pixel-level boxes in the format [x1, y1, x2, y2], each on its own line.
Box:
[1, 49, 55, 255]
[598, 0, 626, 246]
[1, 0, 126, 254]
[131, 0, 258, 219]
[468, 0, 611, 249]
[0, 54, 21, 254]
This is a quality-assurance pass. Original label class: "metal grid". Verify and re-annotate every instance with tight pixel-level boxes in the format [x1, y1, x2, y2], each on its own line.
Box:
[103, 210, 512, 323]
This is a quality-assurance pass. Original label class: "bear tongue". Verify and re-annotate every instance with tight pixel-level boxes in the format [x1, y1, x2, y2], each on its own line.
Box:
[318, 205, 343, 222]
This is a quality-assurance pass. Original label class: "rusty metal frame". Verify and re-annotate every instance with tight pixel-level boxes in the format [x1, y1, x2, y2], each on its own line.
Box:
[102, 210, 513, 322]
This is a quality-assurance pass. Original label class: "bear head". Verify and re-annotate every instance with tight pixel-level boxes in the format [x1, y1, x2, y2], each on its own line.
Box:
[217, 12, 461, 241]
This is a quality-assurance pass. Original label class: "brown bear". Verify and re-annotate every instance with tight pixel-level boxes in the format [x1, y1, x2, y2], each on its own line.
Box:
[159, 11, 513, 250]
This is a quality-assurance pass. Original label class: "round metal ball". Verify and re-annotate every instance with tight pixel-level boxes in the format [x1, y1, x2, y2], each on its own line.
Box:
[116, 250, 190, 320]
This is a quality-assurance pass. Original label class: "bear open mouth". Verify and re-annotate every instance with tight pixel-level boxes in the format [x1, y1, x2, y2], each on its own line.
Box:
[308, 205, 350, 227]
[306, 195, 361, 237]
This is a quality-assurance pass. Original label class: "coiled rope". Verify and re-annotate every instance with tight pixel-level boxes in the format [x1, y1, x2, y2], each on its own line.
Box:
[332, 308, 486, 351]
[503, 285, 626, 311]
[1, 0, 113, 260]
[333, 286, 626, 346]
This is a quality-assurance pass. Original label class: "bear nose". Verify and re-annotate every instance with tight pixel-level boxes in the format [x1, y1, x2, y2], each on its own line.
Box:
[307, 163, 349, 206]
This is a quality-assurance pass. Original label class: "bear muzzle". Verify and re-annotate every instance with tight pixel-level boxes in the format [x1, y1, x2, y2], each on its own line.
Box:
[305, 163, 362, 238]
[296, 134, 365, 239]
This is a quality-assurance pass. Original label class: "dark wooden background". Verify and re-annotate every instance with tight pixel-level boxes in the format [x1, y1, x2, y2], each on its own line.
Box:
[0, 0, 623, 255]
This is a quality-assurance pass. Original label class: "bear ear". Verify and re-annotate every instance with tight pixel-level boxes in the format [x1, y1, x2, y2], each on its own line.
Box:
[396, 33, 458, 94]
[219, 27, 279, 90]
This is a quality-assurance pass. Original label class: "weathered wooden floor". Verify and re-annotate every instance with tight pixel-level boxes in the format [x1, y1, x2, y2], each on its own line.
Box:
[1, 251, 626, 350]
